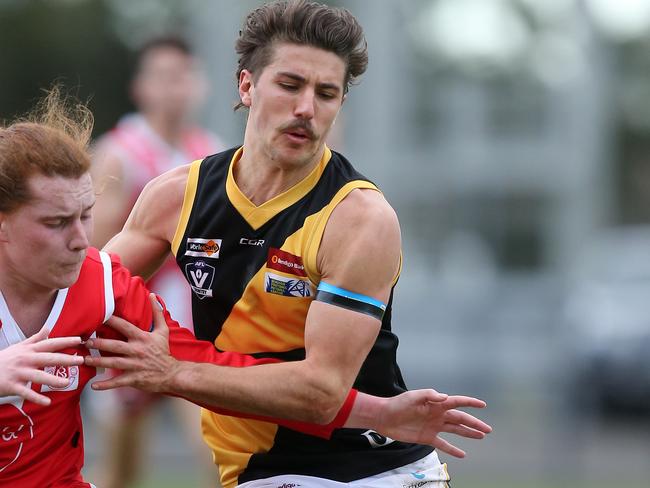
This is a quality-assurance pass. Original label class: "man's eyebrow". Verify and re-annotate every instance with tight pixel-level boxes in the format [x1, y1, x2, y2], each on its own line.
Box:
[276, 71, 341, 93]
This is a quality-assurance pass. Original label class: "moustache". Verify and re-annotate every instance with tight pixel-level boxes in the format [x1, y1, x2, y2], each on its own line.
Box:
[280, 120, 316, 140]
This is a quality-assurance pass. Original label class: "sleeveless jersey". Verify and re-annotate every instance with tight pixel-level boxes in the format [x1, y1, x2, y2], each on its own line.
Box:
[173, 146, 433, 487]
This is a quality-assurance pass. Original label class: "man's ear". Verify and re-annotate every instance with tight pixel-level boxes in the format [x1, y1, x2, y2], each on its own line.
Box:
[0, 214, 8, 243]
[238, 69, 254, 108]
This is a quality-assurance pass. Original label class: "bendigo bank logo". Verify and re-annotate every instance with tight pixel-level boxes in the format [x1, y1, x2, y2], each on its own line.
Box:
[185, 238, 222, 259]
[266, 248, 307, 277]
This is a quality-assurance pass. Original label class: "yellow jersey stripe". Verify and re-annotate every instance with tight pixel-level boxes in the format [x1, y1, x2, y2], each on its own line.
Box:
[171, 159, 202, 257]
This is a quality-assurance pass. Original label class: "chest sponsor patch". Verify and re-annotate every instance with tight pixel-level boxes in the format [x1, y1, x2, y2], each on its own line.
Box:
[185, 260, 215, 299]
[266, 248, 307, 277]
[41, 363, 80, 393]
[185, 238, 222, 259]
[265, 272, 313, 298]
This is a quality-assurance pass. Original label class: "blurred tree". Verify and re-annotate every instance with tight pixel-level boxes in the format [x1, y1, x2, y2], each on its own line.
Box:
[0, 0, 131, 135]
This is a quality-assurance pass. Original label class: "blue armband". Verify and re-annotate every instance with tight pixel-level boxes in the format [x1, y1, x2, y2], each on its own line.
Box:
[314, 282, 386, 321]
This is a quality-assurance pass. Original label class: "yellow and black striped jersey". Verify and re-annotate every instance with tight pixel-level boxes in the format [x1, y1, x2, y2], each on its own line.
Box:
[172, 146, 432, 487]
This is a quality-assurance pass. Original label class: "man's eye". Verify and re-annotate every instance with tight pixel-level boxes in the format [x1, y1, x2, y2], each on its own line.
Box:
[44, 220, 65, 228]
[279, 83, 298, 91]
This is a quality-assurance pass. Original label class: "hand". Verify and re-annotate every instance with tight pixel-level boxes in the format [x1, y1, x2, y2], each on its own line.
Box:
[0, 326, 83, 406]
[368, 389, 492, 458]
[84, 294, 180, 393]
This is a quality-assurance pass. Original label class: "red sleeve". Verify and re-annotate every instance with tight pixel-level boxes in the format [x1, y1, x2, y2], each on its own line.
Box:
[103, 253, 355, 438]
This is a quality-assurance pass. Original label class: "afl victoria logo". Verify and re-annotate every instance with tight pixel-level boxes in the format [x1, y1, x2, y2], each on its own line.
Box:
[185, 261, 215, 299]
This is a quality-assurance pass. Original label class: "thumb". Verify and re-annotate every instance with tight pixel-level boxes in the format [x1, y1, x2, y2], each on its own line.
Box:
[425, 389, 448, 403]
[149, 293, 169, 338]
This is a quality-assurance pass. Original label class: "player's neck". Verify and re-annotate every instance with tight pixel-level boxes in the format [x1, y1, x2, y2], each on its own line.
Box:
[235, 143, 323, 206]
[0, 281, 57, 337]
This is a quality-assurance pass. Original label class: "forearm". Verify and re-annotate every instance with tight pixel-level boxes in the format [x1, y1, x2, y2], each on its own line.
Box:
[166, 359, 347, 424]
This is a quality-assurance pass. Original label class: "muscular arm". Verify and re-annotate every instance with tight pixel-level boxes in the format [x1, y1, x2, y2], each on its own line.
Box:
[103, 164, 188, 279]
[88, 178, 491, 452]
[107, 189, 399, 423]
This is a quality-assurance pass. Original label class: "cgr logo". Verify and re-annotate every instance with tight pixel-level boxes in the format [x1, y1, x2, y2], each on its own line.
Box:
[240, 238, 265, 247]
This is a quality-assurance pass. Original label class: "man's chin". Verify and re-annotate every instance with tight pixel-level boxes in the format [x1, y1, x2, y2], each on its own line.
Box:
[56, 265, 84, 289]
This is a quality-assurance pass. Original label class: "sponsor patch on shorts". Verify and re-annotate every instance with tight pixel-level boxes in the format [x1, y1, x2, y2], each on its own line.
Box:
[265, 272, 313, 297]
[185, 238, 222, 258]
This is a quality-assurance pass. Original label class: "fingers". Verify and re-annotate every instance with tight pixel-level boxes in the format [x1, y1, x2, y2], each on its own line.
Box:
[149, 294, 170, 338]
[444, 409, 492, 434]
[31, 336, 83, 353]
[437, 395, 487, 410]
[28, 351, 84, 368]
[25, 369, 73, 389]
[442, 423, 486, 439]
[13, 384, 52, 406]
[85, 337, 131, 356]
[23, 326, 50, 344]
[91, 373, 134, 391]
[431, 436, 466, 459]
[105, 314, 144, 340]
[84, 355, 133, 371]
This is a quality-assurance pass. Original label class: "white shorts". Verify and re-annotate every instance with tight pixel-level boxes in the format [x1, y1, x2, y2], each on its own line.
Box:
[236, 451, 450, 488]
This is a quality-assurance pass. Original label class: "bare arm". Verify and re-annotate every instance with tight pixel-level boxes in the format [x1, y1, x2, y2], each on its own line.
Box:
[91, 190, 396, 420]
[165, 189, 397, 421]
[103, 164, 188, 279]
[90, 152, 131, 249]
[0, 326, 84, 406]
[85, 188, 492, 454]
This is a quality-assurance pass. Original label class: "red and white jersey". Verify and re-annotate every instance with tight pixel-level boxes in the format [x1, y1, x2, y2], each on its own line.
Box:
[94, 113, 223, 327]
[0, 248, 352, 487]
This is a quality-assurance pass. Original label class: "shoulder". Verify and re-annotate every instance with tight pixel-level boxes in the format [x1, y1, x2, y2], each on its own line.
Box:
[324, 188, 400, 254]
[331, 188, 398, 231]
[318, 189, 401, 296]
[80, 247, 127, 278]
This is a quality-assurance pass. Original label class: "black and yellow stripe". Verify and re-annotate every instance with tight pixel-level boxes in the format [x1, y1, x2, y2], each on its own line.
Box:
[174, 146, 432, 487]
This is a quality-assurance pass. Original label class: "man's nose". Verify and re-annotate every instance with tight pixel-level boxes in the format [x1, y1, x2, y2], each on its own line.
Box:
[69, 219, 89, 251]
[294, 88, 315, 119]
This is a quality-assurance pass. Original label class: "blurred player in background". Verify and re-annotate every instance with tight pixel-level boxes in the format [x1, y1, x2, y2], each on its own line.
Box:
[89, 36, 223, 488]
